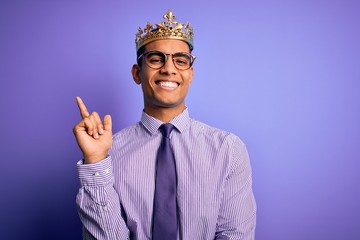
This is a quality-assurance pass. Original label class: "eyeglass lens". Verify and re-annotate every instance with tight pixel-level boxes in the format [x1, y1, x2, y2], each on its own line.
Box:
[145, 51, 193, 70]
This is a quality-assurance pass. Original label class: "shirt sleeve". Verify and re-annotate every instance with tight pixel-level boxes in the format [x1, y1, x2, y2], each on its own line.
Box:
[215, 136, 257, 240]
[76, 156, 130, 240]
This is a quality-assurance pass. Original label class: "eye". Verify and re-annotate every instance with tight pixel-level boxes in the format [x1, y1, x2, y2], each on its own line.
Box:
[173, 55, 190, 66]
[148, 57, 163, 64]
[146, 52, 165, 65]
[174, 57, 190, 66]
[175, 59, 187, 66]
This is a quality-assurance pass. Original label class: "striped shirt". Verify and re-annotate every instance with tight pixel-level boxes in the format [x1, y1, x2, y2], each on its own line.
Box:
[76, 108, 256, 239]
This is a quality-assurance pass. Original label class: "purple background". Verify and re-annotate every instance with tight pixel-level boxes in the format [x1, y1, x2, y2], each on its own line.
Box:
[1, 1, 359, 239]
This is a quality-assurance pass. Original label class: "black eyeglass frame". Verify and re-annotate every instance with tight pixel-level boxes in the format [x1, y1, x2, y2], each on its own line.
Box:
[137, 51, 196, 70]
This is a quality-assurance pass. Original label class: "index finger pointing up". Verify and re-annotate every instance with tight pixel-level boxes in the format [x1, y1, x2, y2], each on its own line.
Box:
[76, 96, 90, 119]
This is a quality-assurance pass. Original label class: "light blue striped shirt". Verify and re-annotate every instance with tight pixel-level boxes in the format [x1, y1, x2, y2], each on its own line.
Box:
[77, 108, 256, 239]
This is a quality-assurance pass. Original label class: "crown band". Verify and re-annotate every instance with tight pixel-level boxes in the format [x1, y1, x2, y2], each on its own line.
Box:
[135, 10, 194, 51]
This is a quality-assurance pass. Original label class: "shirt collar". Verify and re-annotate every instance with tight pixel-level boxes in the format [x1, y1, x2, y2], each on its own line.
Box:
[140, 108, 190, 136]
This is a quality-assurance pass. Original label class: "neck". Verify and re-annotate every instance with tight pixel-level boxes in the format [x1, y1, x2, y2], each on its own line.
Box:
[144, 104, 185, 123]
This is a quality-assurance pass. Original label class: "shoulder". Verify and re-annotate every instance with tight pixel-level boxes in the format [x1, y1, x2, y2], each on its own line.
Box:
[189, 119, 249, 172]
[190, 118, 245, 146]
[188, 119, 247, 159]
[112, 122, 143, 142]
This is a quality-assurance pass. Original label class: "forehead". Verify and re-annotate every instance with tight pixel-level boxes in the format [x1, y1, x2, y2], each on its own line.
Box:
[145, 39, 190, 53]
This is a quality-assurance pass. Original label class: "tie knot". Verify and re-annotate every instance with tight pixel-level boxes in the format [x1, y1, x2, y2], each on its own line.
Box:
[159, 123, 174, 138]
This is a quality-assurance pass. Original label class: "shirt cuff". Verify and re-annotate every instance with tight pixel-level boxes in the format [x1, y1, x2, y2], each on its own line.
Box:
[77, 156, 113, 187]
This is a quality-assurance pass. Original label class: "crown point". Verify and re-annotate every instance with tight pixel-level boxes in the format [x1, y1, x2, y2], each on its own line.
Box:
[164, 10, 176, 23]
[144, 22, 153, 33]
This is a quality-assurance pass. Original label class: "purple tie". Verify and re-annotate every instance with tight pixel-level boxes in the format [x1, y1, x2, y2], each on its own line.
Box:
[152, 123, 177, 240]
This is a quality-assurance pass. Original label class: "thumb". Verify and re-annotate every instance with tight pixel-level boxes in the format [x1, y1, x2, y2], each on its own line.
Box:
[103, 114, 112, 133]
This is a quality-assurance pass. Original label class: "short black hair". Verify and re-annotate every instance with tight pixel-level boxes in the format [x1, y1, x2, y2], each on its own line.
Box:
[136, 45, 147, 66]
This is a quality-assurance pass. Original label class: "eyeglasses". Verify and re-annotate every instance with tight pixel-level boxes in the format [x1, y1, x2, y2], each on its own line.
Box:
[137, 51, 196, 70]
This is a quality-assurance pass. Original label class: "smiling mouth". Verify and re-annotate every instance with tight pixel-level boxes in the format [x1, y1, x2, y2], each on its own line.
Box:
[155, 80, 179, 89]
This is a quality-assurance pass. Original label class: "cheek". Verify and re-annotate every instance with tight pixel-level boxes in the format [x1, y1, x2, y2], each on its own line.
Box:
[183, 73, 193, 85]
[139, 70, 150, 84]
[140, 71, 157, 90]
[185, 68, 194, 83]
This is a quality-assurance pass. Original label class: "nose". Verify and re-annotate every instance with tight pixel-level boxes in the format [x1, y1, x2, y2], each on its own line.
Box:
[160, 54, 177, 74]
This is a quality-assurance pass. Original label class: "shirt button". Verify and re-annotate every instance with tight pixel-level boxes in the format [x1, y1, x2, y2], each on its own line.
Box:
[94, 172, 100, 176]
[104, 168, 110, 174]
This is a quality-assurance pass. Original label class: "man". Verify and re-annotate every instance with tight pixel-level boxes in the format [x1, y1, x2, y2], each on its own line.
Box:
[73, 10, 256, 239]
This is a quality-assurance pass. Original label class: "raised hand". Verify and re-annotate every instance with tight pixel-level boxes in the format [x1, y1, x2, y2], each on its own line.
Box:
[73, 96, 112, 164]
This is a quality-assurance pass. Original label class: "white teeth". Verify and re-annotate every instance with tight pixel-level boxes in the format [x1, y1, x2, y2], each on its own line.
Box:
[159, 81, 177, 88]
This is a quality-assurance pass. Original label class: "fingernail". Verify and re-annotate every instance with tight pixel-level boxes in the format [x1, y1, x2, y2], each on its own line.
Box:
[99, 128, 104, 134]
[95, 133, 99, 139]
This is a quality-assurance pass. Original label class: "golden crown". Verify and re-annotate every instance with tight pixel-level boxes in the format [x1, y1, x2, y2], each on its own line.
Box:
[135, 10, 194, 51]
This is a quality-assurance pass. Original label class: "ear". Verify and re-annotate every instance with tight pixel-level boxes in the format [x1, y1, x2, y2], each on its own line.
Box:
[131, 64, 142, 85]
